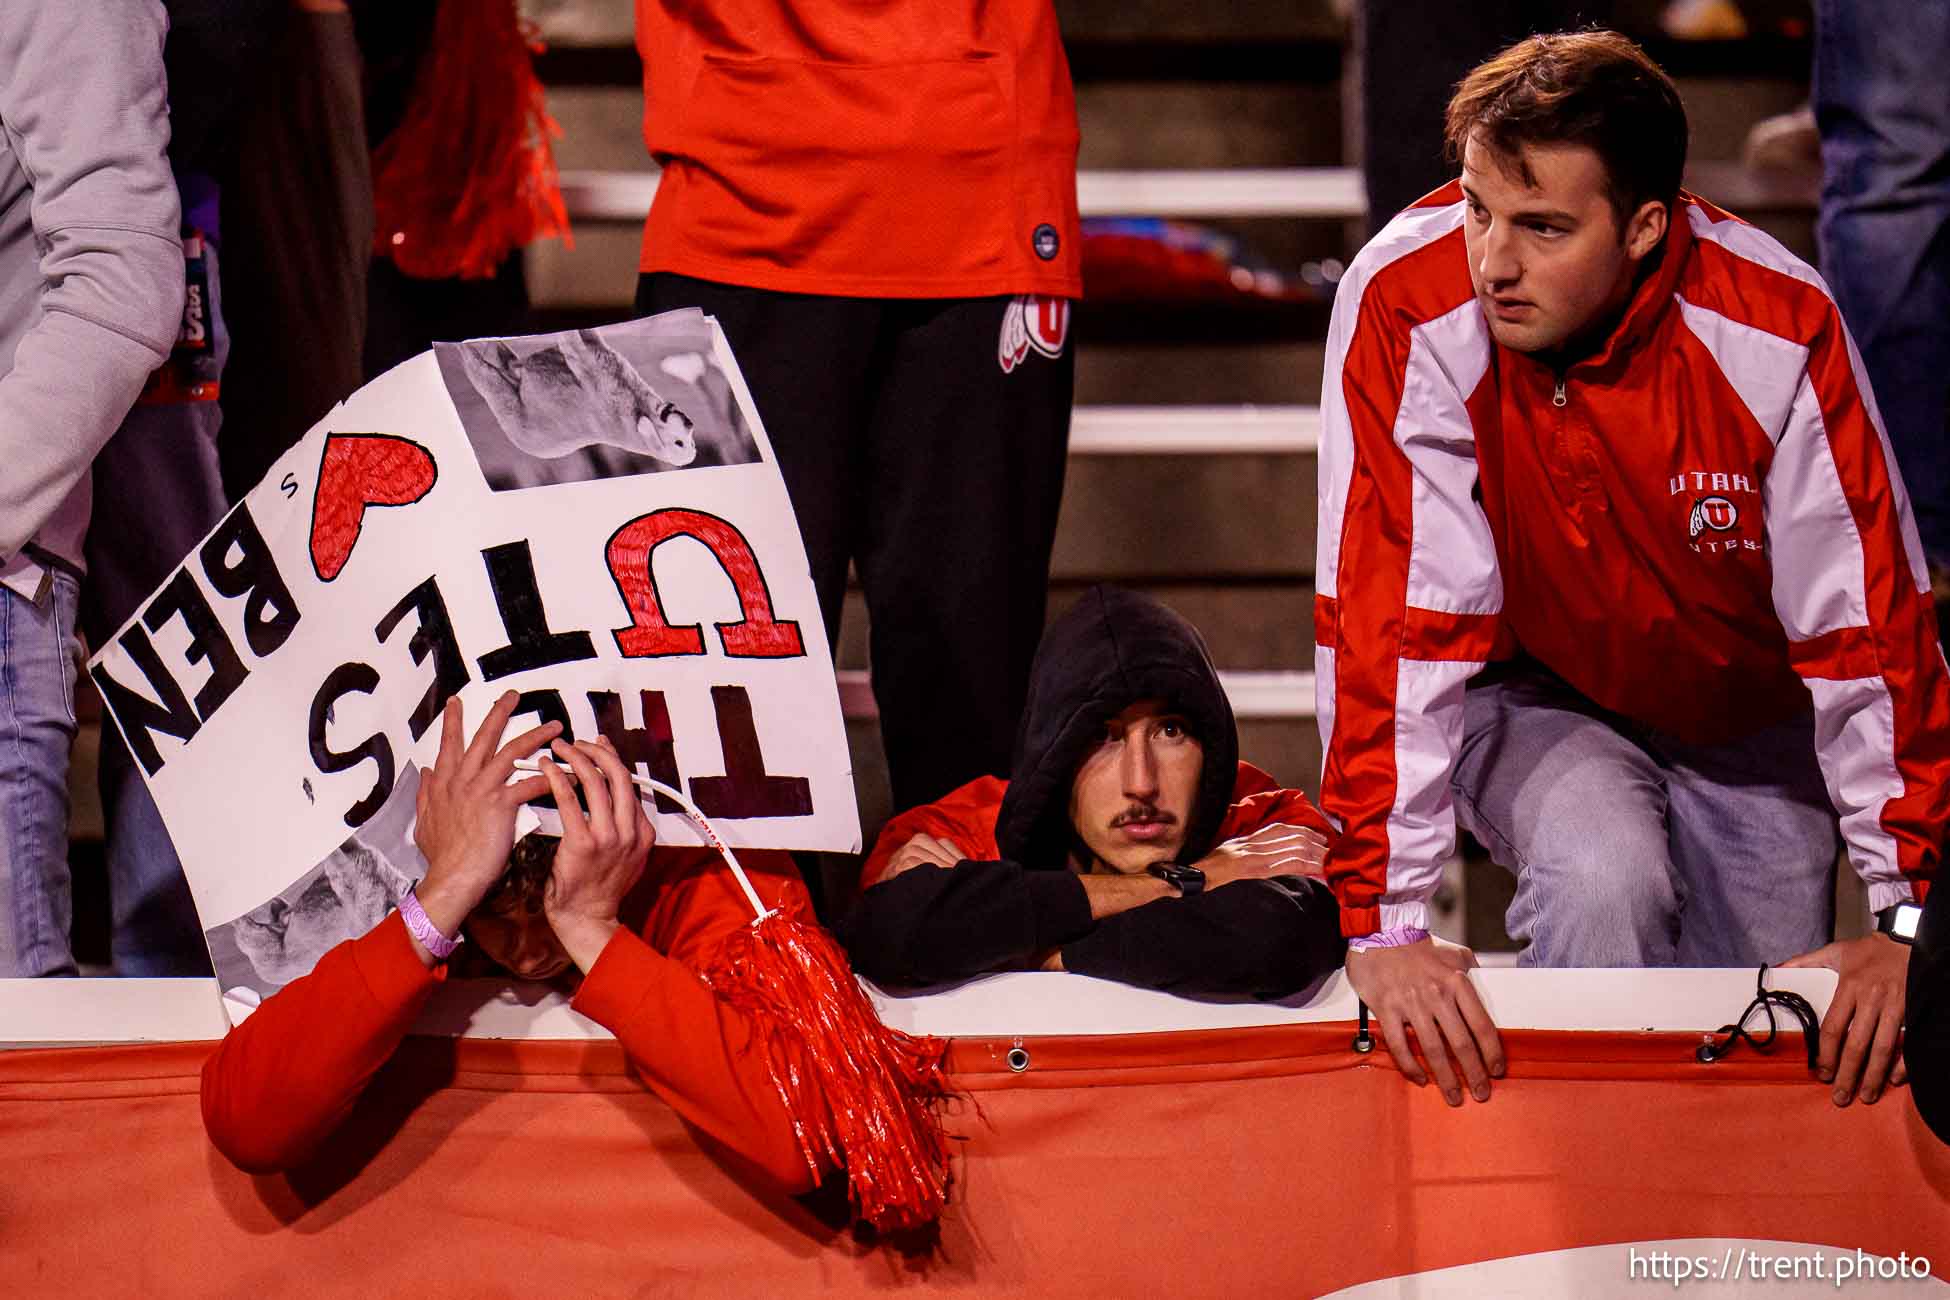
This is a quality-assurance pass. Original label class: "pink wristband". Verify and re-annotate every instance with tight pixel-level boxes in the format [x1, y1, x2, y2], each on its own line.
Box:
[399, 884, 463, 960]
[1346, 926, 1431, 952]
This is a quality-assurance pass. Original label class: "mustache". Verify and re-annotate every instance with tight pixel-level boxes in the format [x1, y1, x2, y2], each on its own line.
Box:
[1111, 804, 1177, 827]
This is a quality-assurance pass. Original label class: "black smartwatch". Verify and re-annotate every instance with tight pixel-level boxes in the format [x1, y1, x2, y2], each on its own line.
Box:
[1876, 901, 1923, 945]
[1147, 862, 1206, 896]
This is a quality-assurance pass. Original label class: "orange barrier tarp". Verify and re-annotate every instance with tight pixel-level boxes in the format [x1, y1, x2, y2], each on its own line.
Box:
[4, 1024, 1947, 1296]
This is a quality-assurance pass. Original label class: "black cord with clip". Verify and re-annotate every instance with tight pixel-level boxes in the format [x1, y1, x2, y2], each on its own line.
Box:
[1694, 964, 1821, 1070]
[1353, 1000, 1375, 1053]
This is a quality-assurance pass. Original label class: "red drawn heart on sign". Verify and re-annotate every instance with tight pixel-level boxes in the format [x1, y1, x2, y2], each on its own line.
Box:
[309, 433, 438, 581]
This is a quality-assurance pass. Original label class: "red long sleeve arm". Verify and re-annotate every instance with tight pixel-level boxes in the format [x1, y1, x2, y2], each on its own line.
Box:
[199, 913, 441, 1173]
[1762, 297, 1950, 908]
[1218, 762, 1335, 845]
[200, 850, 836, 1193]
[570, 848, 824, 1194]
[857, 777, 1004, 889]
[1315, 201, 1498, 940]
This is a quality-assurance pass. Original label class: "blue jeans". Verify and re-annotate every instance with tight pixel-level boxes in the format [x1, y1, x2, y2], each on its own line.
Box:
[0, 569, 81, 977]
[1815, 0, 1950, 565]
[1452, 667, 1839, 967]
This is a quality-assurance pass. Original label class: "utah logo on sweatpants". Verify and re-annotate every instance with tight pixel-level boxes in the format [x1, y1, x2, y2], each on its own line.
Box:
[998, 295, 1070, 373]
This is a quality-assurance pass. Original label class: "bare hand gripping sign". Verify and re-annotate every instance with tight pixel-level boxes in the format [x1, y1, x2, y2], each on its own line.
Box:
[86, 310, 858, 1015]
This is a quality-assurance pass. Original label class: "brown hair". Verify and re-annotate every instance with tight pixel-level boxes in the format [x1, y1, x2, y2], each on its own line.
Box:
[1444, 29, 1688, 226]
[482, 831, 558, 917]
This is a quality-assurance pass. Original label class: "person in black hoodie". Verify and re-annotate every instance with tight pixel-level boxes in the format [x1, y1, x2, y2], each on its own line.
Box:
[838, 586, 1345, 998]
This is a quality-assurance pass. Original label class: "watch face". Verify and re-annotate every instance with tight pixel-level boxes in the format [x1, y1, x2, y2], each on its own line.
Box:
[1149, 863, 1201, 891]
[1891, 904, 1922, 942]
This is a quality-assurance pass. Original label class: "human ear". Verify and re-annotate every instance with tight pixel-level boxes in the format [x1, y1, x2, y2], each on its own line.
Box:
[1624, 199, 1667, 262]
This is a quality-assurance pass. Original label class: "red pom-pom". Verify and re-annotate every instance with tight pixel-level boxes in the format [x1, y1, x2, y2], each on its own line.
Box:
[371, 0, 571, 280]
[702, 906, 953, 1232]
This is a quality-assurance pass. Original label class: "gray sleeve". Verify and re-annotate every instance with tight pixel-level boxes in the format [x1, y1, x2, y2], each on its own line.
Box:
[0, 0, 184, 560]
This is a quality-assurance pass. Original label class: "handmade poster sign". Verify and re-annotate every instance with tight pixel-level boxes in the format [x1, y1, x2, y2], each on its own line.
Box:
[86, 310, 858, 1015]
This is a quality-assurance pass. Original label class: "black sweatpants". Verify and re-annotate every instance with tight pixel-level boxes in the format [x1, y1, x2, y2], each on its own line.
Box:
[1910, 880, 1950, 1144]
[636, 273, 1073, 813]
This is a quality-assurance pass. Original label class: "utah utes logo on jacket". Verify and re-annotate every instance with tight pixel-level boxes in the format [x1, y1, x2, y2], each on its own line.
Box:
[1688, 494, 1738, 538]
[999, 294, 1070, 372]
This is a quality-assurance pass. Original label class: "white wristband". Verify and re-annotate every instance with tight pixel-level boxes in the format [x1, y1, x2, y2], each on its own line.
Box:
[399, 884, 463, 960]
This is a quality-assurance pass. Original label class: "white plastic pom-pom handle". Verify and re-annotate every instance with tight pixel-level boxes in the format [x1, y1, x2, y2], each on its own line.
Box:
[511, 756, 774, 922]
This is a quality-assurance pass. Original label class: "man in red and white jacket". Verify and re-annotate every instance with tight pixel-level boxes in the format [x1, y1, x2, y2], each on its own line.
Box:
[1317, 31, 1950, 1110]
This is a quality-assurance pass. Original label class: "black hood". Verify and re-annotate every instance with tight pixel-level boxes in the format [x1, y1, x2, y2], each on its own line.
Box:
[995, 586, 1238, 870]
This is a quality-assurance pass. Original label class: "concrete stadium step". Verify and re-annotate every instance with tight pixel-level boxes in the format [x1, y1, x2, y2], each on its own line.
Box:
[1076, 343, 1324, 406]
[1053, 448, 1316, 580]
[556, 167, 1369, 223]
[815, 437, 1320, 600]
[1070, 404, 1318, 453]
[839, 578, 1317, 676]
[837, 667, 1315, 723]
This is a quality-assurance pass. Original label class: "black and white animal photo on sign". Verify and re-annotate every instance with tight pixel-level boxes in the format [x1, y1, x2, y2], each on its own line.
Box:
[436, 308, 759, 491]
